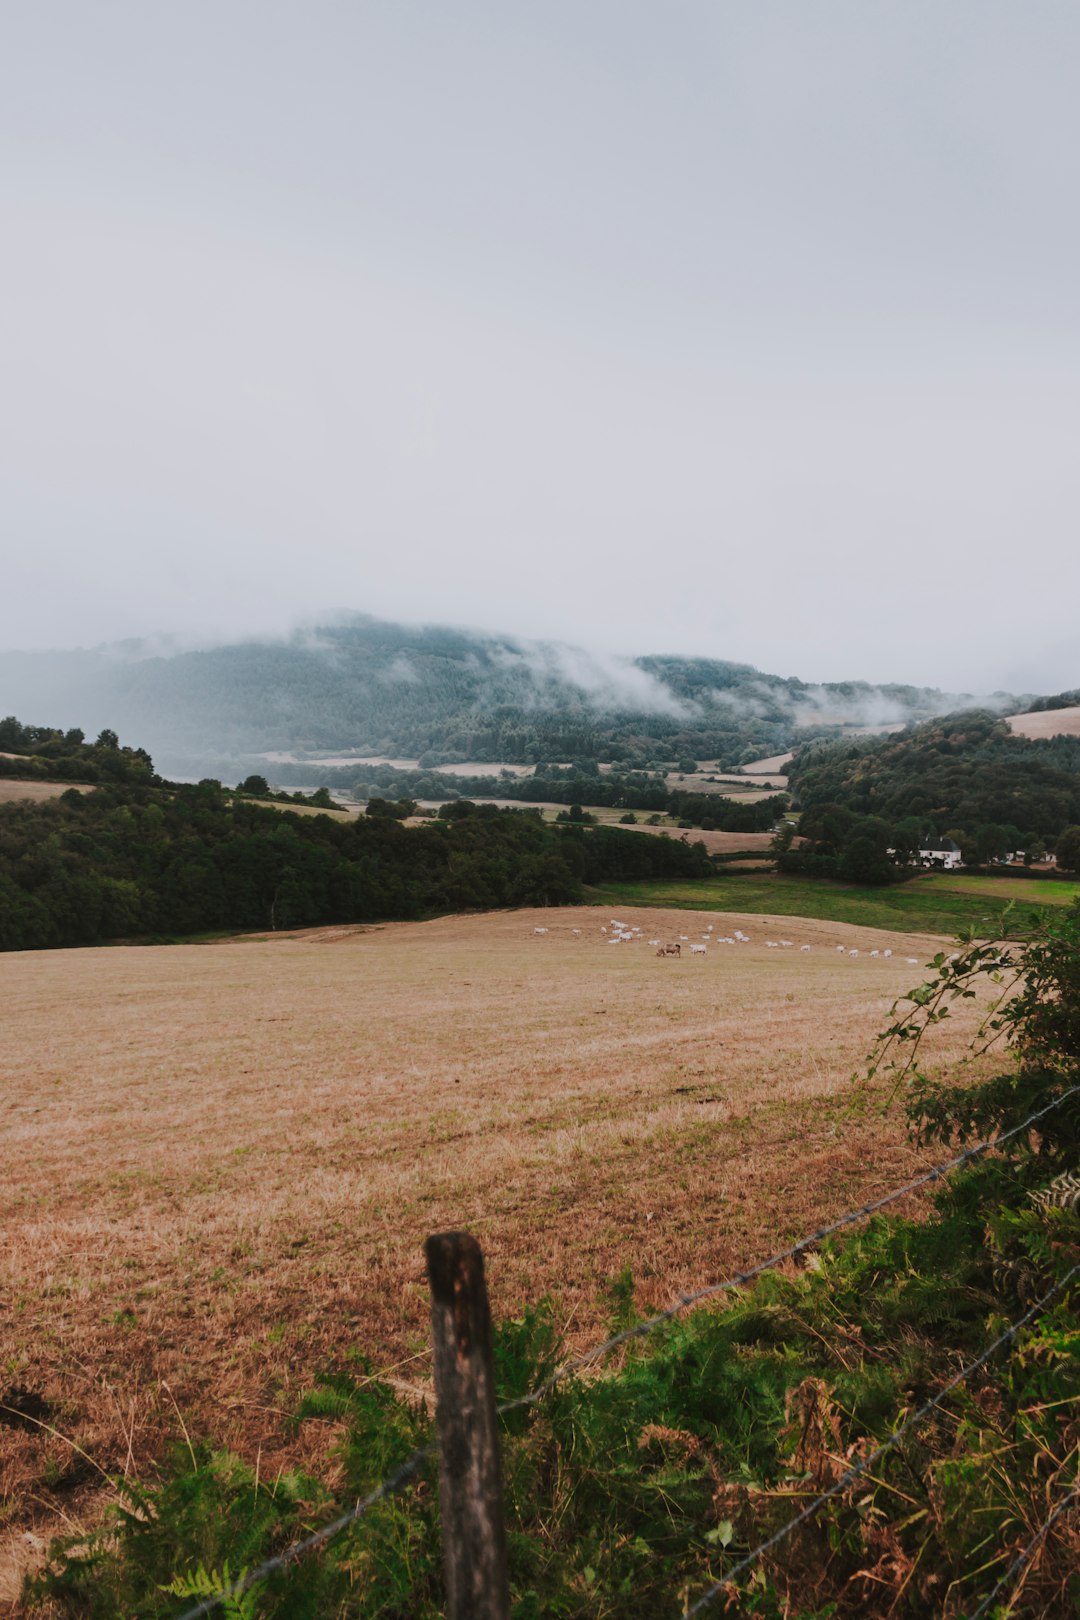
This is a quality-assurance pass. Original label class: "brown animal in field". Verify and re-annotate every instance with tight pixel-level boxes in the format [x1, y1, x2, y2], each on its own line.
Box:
[656, 942, 681, 957]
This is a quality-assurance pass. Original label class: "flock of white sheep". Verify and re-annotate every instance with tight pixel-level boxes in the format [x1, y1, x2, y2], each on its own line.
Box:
[531, 919, 921, 966]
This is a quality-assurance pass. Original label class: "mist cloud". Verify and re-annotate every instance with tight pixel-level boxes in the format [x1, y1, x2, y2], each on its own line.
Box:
[489, 641, 699, 719]
[1, 4, 1077, 691]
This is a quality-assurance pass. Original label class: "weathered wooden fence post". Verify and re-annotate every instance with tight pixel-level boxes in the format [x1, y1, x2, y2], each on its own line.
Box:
[425, 1231, 510, 1620]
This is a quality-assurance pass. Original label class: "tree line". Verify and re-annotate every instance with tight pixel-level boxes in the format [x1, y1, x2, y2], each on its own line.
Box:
[0, 716, 155, 784]
[0, 778, 712, 953]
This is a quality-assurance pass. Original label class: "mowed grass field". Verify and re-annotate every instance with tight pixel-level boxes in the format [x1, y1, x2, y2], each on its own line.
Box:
[594, 870, 1075, 934]
[918, 872, 1080, 906]
[1, 905, 998, 1594]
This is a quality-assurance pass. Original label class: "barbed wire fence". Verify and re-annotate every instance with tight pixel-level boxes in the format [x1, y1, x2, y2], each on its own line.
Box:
[965, 1479, 1080, 1620]
[682, 1267, 1080, 1617]
[174, 1084, 1080, 1620]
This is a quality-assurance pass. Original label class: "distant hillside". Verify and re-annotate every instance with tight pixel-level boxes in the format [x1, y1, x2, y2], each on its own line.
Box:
[788, 712, 1080, 841]
[0, 614, 1025, 780]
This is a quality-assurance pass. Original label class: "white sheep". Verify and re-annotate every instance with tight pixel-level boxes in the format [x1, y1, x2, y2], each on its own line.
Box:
[848, 948, 859, 958]
[533, 927, 549, 935]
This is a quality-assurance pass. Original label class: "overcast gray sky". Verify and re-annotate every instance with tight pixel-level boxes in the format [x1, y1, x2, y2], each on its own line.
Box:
[2, 2, 1078, 691]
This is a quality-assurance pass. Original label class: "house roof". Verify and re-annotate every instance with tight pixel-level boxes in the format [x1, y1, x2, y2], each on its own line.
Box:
[921, 839, 961, 852]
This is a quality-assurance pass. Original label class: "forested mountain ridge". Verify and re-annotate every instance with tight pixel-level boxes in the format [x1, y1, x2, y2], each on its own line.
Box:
[0, 614, 1017, 780]
[788, 712, 1080, 840]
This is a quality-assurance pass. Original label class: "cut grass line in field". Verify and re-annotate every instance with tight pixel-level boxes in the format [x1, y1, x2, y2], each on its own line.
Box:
[918, 872, 1080, 906]
[591, 872, 1068, 935]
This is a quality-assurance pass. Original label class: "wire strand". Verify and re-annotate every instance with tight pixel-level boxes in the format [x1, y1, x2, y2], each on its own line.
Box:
[682, 1267, 1080, 1617]
[497, 1085, 1080, 1416]
[964, 1480, 1080, 1620]
[173, 1084, 1078, 1619]
[174, 1446, 432, 1620]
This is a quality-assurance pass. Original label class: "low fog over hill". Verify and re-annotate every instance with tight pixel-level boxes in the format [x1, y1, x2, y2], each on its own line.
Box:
[0, 614, 1025, 781]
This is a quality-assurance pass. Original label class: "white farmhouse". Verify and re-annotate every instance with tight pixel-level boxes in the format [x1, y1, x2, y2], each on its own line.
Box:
[919, 838, 963, 870]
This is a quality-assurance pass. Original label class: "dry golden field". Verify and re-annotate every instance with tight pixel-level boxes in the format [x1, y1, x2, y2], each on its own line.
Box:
[0, 907, 993, 1598]
[608, 825, 785, 856]
[0, 781, 92, 805]
[1006, 704, 1080, 740]
[245, 796, 355, 820]
[736, 753, 794, 775]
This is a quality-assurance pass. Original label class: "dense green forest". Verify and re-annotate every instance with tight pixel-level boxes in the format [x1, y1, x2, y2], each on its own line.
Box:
[0, 614, 1004, 780]
[0, 778, 712, 952]
[788, 714, 1080, 841]
[771, 714, 1080, 883]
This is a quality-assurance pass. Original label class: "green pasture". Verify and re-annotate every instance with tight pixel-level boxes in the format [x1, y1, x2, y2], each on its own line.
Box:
[918, 872, 1080, 906]
[590, 870, 1069, 937]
